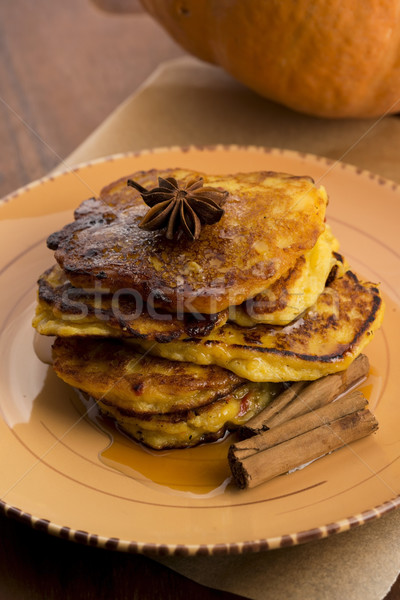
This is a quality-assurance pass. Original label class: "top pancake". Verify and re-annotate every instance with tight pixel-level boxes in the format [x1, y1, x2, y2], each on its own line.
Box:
[48, 168, 328, 314]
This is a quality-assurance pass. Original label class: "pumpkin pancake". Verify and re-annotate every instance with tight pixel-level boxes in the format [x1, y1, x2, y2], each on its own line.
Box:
[52, 336, 246, 414]
[47, 168, 328, 314]
[133, 270, 384, 382]
[96, 383, 278, 450]
[33, 264, 228, 342]
[52, 337, 280, 449]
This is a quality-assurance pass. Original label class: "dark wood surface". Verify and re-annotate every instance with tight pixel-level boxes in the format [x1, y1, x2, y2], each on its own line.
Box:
[0, 2, 399, 599]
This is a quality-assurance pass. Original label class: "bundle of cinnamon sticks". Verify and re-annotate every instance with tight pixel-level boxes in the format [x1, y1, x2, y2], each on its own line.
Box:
[229, 354, 379, 489]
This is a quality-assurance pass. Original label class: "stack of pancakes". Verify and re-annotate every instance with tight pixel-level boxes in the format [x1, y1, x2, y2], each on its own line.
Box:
[33, 168, 384, 449]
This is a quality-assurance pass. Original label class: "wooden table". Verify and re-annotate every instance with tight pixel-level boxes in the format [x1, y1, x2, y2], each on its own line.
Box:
[0, 2, 398, 598]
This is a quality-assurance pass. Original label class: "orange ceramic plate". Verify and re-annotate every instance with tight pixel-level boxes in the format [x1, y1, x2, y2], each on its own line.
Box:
[0, 145, 399, 556]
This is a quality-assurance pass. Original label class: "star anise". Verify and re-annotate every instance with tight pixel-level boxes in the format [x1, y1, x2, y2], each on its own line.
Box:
[127, 176, 228, 240]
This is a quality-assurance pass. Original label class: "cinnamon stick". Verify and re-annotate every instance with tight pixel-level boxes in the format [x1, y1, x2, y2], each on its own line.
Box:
[239, 353, 369, 438]
[229, 390, 378, 489]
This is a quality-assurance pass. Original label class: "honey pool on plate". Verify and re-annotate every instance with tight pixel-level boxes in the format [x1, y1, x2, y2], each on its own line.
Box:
[75, 390, 234, 497]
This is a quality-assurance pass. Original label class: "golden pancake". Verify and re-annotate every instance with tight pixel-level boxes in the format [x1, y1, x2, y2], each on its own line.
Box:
[97, 381, 278, 449]
[52, 337, 281, 449]
[85, 382, 281, 450]
[47, 168, 328, 313]
[52, 336, 246, 414]
[133, 270, 384, 382]
[230, 226, 340, 326]
[33, 264, 228, 342]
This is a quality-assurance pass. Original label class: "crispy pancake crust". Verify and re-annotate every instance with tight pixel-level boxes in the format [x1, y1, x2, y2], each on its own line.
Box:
[133, 271, 384, 382]
[52, 337, 246, 414]
[34, 264, 228, 342]
[47, 169, 327, 313]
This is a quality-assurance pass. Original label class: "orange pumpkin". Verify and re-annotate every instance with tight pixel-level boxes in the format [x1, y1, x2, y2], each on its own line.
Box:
[140, 0, 400, 118]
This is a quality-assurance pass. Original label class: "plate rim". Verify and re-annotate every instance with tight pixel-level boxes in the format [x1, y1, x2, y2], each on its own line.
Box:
[1, 143, 399, 556]
[1, 494, 399, 556]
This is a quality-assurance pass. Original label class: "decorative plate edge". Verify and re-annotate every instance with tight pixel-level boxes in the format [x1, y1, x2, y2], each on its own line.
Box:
[1, 496, 399, 556]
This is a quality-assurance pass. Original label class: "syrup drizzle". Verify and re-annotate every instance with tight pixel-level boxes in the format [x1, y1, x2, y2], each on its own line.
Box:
[74, 391, 234, 498]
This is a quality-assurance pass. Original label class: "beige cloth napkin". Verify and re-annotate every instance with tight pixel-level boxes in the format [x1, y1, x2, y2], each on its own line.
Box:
[65, 56, 400, 600]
